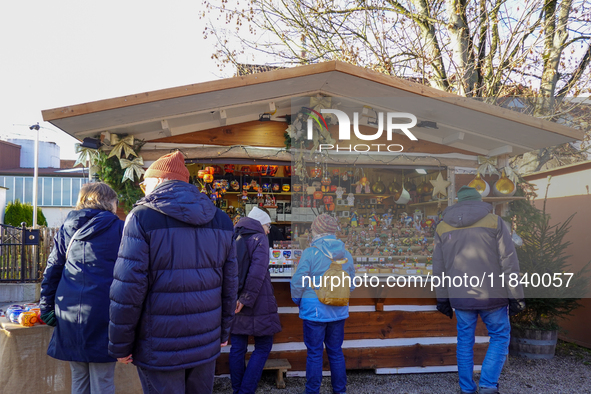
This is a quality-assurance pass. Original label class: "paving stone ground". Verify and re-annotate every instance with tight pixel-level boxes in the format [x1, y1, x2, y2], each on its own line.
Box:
[213, 341, 591, 394]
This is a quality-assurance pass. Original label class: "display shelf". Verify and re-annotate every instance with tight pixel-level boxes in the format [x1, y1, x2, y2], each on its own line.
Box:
[407, 200, 448, 208]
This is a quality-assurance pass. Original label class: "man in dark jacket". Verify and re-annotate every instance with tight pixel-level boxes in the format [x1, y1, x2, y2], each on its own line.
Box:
[108, 151, 238, 394]
[433, 186, 525, 394]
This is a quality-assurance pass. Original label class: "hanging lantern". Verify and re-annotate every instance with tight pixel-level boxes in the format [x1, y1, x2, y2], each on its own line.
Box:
[224, 164, 235, 174]
[282, 184, 291, 192]
[493, 170, 516, 197]
[468, 173, 490, 197]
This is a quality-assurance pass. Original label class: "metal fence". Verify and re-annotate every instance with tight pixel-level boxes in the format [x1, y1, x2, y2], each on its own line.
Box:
[0, 223, 56, 282]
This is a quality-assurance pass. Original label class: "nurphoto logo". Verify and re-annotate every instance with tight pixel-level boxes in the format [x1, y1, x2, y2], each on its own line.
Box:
[306, 108, 419, 152]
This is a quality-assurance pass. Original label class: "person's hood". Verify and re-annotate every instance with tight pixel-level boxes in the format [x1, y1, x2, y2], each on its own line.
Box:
[311, 235, 347, 261]
[235, 217, 265, 236]
[442, 200, 492, 228]
[136, 180, 216, 225]
[63, 208, 120, 240]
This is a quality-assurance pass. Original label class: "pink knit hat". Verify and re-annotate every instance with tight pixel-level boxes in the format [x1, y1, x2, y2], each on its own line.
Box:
[144, 151, 190, 182]
[311, 214, 339, 235]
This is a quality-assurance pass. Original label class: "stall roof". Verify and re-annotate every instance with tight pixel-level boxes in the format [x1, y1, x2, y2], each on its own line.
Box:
[42, 61, 584, 157]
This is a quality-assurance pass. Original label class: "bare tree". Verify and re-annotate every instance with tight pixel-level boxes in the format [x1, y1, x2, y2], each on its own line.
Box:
[201, 0, 591, 169]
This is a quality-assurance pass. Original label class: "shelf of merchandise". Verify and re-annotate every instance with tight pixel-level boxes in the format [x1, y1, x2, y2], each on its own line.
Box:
[225, 191, 293, 195]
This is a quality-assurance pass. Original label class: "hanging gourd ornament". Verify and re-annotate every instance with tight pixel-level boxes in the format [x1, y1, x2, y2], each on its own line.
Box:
[321, 176, 331, 186]
[468, 173, 490, 197]
[388, 179, 402, 195]
[371, 177, 385, 194]
[493, 170, 516, 197]
[197, 170, 207, 179]
[203, 174, 214, 183]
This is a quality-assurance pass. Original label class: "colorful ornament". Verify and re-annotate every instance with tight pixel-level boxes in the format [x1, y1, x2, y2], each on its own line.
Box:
[282, 184, 290, 192]
[224, 164, 235, 174]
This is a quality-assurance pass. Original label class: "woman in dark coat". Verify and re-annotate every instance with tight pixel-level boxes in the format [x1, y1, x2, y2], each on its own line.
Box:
[230, 207, 282, 394]
[39, 182, 123, 394]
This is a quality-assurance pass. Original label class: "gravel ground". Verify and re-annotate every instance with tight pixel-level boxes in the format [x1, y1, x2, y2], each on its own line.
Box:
[213, 341, 591, 394]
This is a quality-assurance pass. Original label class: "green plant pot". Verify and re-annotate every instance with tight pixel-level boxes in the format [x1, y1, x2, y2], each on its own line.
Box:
[509, 327, 557, 359]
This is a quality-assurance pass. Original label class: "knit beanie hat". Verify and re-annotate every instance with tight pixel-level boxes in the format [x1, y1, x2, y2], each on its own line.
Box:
[311, 214, 339, 235]
[144, 151, 190, 182]
[457, 185, 482, 202]
[248, 206, 271, 226]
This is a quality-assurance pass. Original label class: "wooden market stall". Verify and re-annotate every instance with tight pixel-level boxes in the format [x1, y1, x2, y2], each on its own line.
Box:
[41, 61, 584, 376]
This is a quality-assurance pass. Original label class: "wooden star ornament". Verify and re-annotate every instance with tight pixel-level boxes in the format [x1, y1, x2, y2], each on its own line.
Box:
[430, 172, 451, 197]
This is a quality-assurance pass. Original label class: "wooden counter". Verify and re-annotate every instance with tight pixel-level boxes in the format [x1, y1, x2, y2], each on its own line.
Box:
[216, 281, 489, 375]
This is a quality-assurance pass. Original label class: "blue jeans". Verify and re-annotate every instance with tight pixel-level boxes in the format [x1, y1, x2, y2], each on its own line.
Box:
[136, 360, 216, 394]
[229, 334, 274, 394]
[303, 319, 347, 394]
[455, 306, 510, 393]
[70, 361, 116, 394]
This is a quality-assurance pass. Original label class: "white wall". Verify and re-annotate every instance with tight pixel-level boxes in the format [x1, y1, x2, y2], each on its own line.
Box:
[42, 207, 74, 228]
[0, 187, 6, 224]
[7, 139, 61, 168]
[529, 168, 591, 199]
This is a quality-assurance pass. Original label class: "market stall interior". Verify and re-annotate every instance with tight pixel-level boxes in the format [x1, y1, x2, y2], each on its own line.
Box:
[38, 61, 585, 378]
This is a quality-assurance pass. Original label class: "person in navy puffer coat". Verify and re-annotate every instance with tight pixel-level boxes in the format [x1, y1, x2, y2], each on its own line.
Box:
[40, 182, 123, 394]
[108, 151, 238, 394]
[229, 207, 282, 394]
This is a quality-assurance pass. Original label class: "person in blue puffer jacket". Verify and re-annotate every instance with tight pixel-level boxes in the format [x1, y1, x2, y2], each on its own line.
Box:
[291, 214, 355, 394]
[108, 151, 238, 394]
[40, 182, 123, 394]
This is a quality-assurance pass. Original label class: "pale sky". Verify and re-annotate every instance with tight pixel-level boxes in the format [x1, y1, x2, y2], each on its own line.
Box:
[0, 1, 227, 159]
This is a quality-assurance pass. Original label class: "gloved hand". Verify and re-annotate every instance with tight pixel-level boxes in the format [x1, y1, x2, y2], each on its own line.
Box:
[436, 300, 453, 319]
[508, 298, 526, 316]
[40, 310, 57, 327]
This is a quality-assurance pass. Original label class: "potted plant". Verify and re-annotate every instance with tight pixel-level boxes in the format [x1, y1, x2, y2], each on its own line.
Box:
[506, 180, 590, 359]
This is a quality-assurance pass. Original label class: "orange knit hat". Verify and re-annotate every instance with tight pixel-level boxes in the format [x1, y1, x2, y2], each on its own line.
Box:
[144, 151, 189, 182]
